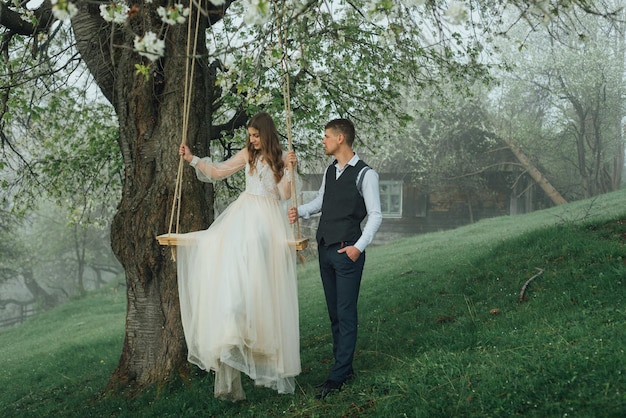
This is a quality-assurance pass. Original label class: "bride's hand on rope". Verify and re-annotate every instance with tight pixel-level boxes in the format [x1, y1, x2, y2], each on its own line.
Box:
[288, 207, 298, 224]
[286, 150, 297, 169]
[179, 144, 193, 163]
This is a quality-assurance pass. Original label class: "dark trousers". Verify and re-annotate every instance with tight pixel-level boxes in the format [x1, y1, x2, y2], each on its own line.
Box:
[318, 241, 365, 382]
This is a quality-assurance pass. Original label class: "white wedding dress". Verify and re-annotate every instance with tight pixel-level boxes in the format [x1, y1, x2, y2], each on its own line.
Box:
[176, 150, 300, 401]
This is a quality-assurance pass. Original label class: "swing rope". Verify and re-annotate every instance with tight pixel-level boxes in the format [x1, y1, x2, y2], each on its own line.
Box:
[276, 2, 305, 246]
[165, 0, 202, 243]
[159, 0, 308, 252]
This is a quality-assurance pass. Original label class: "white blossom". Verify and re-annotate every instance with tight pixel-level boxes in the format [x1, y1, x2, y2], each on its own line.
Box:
[157, 4, 190, 26]
[402, 0, 426, 6]
[134, 32, 165, 62]
[250, 90, 272, 106]
[242, 0, 271, 26]
[382, 27, 397, 47]
[262, 47, 281, 69]
[365, 0, 378, 14]
[216, 66, 235, 91]
[99, 2, 130, 24]
[445, 1, 468, 25]
[20, 9, 35, 23]
[51, 0, 78, 21]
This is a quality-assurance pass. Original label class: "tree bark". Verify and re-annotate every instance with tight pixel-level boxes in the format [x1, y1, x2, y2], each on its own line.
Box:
[71, 4, 117, 104]
[73, 4, 217, 391]
[111, 33, 212, 390]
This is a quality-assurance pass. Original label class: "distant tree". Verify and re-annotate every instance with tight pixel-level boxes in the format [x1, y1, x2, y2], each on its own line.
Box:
[377, 84, 495, 185]
[0, 204, 123, 317]
[28, 204, 123, 296]
[492, 4, 625, 200]
[0, 205, 19, 282]
[0, 211, 57, 314]
[0, 53, 122, 323]
[1, 80, 122, 302]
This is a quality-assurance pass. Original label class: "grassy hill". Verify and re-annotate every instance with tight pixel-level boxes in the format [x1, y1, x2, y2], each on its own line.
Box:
[1, 190, 625, 417]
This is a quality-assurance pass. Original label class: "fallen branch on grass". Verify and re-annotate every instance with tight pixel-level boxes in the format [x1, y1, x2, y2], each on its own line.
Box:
[518, 267, 545, 302]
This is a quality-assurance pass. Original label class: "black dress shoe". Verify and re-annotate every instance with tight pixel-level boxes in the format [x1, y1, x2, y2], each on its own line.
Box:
[314, 380, 327, 389]
[316, 371, 355, 387]
[315, 380, 343, 400]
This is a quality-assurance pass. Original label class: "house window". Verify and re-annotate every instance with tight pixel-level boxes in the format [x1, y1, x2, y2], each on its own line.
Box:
[379, 180, 402, 218]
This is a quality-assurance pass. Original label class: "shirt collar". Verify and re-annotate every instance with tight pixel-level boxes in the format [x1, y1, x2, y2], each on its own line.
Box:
[334, 153, 360, 169]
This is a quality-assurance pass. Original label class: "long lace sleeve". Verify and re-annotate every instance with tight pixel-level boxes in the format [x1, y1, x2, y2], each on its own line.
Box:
[191, 149, 247, 183]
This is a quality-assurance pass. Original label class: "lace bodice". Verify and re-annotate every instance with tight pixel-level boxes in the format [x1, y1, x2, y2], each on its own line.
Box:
[192, 149, 292, 201]
[245, 162, 282, 200]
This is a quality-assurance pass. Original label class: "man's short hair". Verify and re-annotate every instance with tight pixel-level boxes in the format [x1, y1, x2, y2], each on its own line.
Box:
[325, 118, 355, 147]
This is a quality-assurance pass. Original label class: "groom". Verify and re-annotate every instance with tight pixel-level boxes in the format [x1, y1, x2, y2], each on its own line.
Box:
[288, 118, 382, 399]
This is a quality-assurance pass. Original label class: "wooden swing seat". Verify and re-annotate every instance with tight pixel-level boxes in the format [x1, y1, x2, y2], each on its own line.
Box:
[156, 233, 188, 246]
[157, 233, 308, 250]
[291, 237, 309, 251]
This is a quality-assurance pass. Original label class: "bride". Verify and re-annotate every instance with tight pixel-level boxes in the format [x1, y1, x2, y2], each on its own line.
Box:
[176, 112, 300, 401]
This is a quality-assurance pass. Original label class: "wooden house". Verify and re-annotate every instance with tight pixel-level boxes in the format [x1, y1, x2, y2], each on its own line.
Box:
[297, 159, 551, 247]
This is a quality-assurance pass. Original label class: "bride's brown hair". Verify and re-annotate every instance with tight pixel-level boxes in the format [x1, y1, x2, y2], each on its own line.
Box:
[247, 112, 285, 183]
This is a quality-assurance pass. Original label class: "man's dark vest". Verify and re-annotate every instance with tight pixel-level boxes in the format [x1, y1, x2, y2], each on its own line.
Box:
[317, 159, 369, 246]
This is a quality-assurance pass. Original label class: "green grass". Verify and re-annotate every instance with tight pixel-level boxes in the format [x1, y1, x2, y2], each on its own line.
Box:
[2, 190, 626, 417]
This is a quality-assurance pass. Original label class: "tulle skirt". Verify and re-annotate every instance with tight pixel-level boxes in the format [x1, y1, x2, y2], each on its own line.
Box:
[176, 192, 300, 400]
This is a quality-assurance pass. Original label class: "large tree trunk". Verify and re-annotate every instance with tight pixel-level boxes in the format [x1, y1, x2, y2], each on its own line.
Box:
[73, 5, 216, 391]
[108, 30, 212, 390]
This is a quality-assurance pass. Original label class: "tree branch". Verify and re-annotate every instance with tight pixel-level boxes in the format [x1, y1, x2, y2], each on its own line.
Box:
[0, 1, 55, 35]
[518, 267, 544, 302]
